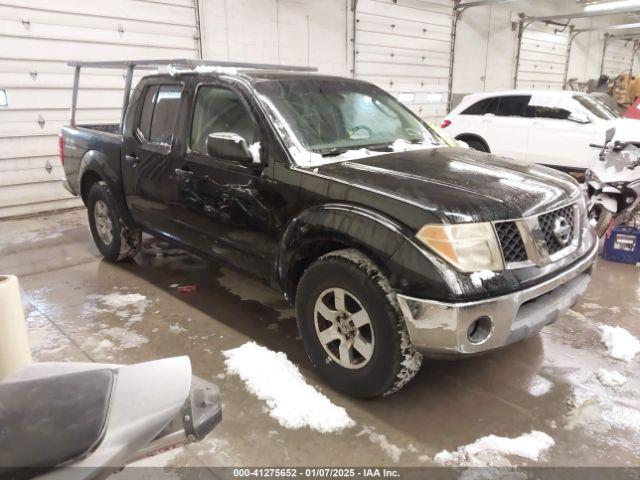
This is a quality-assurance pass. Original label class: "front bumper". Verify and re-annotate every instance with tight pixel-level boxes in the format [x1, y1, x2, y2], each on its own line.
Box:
[396, 239, 598, 356]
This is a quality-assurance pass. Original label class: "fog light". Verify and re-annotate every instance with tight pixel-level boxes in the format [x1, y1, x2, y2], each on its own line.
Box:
[467, 316, 493, 344]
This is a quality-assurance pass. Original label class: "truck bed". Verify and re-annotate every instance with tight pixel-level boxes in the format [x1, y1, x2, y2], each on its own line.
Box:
[61, 124, 123, 198]
[77, 123, 120, 134]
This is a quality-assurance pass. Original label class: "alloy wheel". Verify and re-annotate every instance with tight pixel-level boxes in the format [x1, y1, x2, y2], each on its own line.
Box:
[94, 200, 114, 246]
[313, 287, 375, 369]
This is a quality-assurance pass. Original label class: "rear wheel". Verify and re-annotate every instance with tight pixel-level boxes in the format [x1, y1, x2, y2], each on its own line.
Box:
[461, 138, 489, 152]
[87, 182, 141, 262]
[295, 249, 422, 398]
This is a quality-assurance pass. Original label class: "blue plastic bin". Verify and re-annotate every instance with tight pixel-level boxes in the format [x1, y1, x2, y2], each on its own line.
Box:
[603, 226, 640, 264]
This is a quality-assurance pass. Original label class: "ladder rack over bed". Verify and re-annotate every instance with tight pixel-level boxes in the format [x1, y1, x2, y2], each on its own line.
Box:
[67, 59, 317, 132]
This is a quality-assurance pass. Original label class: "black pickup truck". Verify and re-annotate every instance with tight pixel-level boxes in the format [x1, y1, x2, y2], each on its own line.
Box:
[61, 60, 597, 398]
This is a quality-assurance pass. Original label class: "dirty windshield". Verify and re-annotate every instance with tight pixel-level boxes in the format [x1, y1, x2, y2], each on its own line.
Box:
[254, 78, 441, 166]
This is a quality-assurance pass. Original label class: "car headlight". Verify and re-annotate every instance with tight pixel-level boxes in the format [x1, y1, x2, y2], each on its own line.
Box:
[415, 223, 504, 272]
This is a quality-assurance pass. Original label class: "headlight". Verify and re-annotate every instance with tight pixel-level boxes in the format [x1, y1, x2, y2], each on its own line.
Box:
[415, 223, 504, 272]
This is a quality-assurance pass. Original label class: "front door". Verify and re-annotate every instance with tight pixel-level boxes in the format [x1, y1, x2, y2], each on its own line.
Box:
[173, 82, 280, 281]
[121, 82, 184, 236]
[526, 97, 596, 170]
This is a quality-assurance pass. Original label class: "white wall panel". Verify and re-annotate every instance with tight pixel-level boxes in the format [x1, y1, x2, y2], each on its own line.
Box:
[199, 0, 349, 76]
[0, 0, 200, 218]
[602, 37, 636, 78]
[516, 23, 569, 90]
[354, 0, 453, 123]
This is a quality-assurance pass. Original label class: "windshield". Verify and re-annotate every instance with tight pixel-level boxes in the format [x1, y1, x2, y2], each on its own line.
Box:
[254, 78, 441, 165]
[574, 94, 620, 120]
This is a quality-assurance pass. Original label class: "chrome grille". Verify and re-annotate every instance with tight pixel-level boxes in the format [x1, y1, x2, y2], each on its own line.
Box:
[495, 202, 579, 267]
[538, 205, 576, 255]
[495, 221, 527, 262]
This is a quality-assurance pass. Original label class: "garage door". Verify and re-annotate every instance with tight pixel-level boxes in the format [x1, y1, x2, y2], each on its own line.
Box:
[602, 37, 636, 78]
[0, 0, 200, 218]
[516, 23, 569, 90]
[354, 0, 453, 124]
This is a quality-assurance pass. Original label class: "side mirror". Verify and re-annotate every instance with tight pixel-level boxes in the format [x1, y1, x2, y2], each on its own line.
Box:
[206, 133, 257, 165]
[605, 127, 616, 145]
[567, 112, 591, 124]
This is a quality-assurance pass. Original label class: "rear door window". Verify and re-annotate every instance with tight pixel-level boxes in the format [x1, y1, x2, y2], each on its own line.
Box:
[483, 97, 500, 115]
[461, 98, 492, 115]
[138, 85, 158, 140]
[496, 95, 530, 117]
[149, 85, 183, 145]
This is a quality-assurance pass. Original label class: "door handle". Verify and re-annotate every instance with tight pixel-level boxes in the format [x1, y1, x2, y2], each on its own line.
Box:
[175, 168, 194, 179]
[124, 154, 139, 164]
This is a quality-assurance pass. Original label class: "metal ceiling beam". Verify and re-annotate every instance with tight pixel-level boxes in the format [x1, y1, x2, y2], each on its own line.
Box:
[515, 6, 640, 88]
[455, 0, 518, 12]
[520, 8, 640, 26]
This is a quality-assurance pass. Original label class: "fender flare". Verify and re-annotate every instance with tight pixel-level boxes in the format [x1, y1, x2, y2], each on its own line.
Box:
[79, 151, 136, 227]
[277, 203, 414, 300]
[454, 133, 490, 152]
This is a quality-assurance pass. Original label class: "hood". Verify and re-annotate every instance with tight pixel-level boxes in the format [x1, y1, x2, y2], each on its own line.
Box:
[609, 119, 640, 143]
[316, 147, 581, 223]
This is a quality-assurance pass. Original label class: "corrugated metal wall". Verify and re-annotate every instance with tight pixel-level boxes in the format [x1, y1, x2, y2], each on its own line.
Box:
[354, 0, 453, 124]
[0, 0, 200, 218]
[516, 23, 569, 90]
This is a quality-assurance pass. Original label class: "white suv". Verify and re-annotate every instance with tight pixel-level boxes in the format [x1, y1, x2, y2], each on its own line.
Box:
[441, 90, 638, 171]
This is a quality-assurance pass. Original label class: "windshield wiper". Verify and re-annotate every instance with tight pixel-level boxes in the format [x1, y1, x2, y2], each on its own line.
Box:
[313, 147, 351, 157]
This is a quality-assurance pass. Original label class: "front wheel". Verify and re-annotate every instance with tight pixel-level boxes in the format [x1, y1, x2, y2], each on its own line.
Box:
[87, 182, 141, 262]
[295, 249, 422, 398]
[588, 203, 614, 237]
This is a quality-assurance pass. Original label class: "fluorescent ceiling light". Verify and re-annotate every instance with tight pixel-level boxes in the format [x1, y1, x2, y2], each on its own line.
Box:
[584, 0, 640, 12]
[396, 92, 415, 103]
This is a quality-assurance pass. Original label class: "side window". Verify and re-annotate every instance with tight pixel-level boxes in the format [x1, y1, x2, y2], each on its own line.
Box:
[190, 86, 259, 155]
[496, 95, 530, 117]
[483, 97, 500, 115]
[527, 105, 571, 120]
[138, 85, 158, 139]
[149, 85, 183, 145]
[461, 98, 491, 115]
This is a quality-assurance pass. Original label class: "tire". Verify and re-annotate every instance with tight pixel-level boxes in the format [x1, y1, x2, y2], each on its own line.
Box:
[589, 204, 614, 238]
[295, 249, 423, 398]
[462, 138, 489, 152]
[87, 182, 141, 262]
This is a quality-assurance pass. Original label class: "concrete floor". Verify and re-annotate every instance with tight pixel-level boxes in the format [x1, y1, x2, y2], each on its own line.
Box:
[1, 208, 639, 468]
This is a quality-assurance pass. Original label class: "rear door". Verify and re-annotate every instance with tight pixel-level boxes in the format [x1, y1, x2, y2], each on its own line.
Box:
[485, 95, 531, 161]
[121, 81, 185, 235]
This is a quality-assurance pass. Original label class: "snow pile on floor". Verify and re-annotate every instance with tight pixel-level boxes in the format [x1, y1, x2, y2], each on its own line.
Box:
[528, 375, 553, 397]
[102, 327, 149, 349]
[89, 292, 150, 324]
[599, 325, 640, 362]
[169, 324, 187, 334]
[223, 342, 355, 433]
[601, 405, 640, 432]
[357, 426, 403, 462]
[434, 430, 555, 467]
[596, 369, 627, 387]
